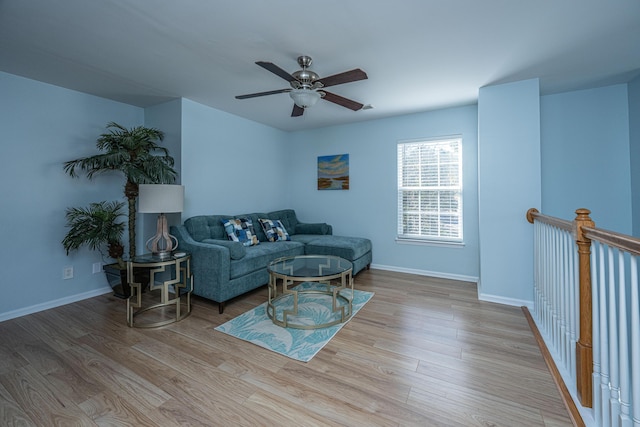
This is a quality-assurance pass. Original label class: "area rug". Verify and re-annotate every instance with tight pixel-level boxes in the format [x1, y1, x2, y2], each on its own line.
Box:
[215, 284, 374, 362]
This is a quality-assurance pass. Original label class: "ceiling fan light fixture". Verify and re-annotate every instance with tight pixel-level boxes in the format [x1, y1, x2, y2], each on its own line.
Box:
[289, 88, 321, 108]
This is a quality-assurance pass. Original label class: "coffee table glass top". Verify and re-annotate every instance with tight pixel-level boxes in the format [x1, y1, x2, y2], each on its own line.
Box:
[268, 255, 352, 278]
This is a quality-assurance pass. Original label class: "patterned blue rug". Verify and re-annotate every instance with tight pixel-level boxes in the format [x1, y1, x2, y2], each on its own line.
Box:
[215, 284, 374, 362]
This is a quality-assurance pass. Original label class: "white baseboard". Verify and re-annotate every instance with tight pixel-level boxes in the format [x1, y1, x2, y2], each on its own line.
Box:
[1, 267, 532, 321]
[369, 264, 534, 308]
[478, 292, 533, 308]
[0, 286, 113, 323]
[370, 263, 479, 284]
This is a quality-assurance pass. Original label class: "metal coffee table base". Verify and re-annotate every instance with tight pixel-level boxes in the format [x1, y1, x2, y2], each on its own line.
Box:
[267, 255, 354, 329]
[267, 282, 353, 329]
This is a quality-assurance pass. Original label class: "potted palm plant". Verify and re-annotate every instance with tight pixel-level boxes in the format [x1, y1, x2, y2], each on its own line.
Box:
[62, 201, 126, 266]
[61, 201, 133, 297]
[63, 122, 177, 297]
[64, 121, 177, 259]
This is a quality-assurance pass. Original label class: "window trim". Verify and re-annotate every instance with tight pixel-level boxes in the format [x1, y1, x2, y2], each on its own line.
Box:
[394, 237, 466, 248]
[397, 136, 463, 244]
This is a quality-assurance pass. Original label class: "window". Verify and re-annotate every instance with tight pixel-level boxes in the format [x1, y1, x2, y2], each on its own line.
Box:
[397, 137, 462, 243]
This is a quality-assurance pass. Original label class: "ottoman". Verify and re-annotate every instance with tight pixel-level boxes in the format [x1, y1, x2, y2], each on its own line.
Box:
[303, 235, 372, 275]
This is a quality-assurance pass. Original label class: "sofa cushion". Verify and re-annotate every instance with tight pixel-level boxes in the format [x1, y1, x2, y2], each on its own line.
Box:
[184, 215, 231, 241]
[258, 218, 291, 242]
[229, 241, 304, 279]
[267, 209, 299, 234]
[202, 239, 246, 260]
[294, 222, 331, 235]
[221, 218, 260, 247]
[304, 235, 372, 261]
[289, 234, 322, 244]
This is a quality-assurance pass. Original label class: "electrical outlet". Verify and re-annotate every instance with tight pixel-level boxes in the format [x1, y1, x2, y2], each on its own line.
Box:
[63, 266, 74, 279]
[92, 262, 103, 274]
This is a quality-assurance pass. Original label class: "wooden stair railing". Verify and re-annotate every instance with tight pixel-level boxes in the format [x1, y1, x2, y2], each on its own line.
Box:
[528, 207, 640, 426]
[527, 208, 594, 408]
[574, 209, 595, 409]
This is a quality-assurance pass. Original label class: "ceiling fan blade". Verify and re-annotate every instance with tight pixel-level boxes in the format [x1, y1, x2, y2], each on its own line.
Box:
[235, 88, 291, 99]
[256, 61, 298, 82]
[321, 91, 364, 111]
[316, 69, 367, 88]
[291, 104, 304, 117]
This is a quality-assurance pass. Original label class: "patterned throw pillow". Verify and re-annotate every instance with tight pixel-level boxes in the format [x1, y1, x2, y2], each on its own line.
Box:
[221, 218, 260, 246]
[258, 218, 291, 242]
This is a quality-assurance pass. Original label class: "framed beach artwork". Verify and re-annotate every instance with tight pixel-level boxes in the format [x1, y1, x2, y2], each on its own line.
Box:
[318, 154, 349, 190]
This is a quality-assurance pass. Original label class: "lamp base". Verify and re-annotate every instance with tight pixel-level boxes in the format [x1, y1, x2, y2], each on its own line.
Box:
[148, 249, 173, 259]
[146, 213, 178, 257]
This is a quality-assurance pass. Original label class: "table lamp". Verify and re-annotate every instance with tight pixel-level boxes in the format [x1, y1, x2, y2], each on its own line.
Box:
[137, 184, 184, 257]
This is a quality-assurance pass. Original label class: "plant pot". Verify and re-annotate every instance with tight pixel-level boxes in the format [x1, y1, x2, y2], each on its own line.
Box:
[103, 263, 150, 299]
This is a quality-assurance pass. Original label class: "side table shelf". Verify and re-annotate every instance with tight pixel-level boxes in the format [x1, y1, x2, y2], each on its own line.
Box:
[126, 252, 193, 328]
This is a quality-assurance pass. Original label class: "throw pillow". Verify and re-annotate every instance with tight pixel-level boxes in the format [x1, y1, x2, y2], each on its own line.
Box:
[258, 218, 291, 242]
[221, 218, 260, 247]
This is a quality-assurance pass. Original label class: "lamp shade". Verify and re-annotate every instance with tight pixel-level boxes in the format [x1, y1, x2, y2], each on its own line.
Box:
[138, 184, 184, 213]
[289, 89, 321, 108]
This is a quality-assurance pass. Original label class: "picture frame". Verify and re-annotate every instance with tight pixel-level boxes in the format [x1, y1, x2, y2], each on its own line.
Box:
[318, 154, 349, 190]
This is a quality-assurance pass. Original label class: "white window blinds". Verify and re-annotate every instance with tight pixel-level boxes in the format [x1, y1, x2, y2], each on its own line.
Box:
[397, 137, 462, 242]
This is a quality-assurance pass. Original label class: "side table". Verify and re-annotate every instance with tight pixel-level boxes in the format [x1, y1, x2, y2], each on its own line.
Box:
[126, 252, 193, 328]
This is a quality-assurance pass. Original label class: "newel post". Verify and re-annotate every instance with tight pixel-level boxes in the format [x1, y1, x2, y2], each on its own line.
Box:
[574, 208, 594, 408]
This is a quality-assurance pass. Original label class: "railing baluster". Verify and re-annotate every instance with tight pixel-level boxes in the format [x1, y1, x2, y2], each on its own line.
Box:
[600, 244, 611, 424]
[543, 223, 550, 334]
[570, 234, 577, 378]
[557, 226, 564, 360]
[538, 221, 545, 331]
[592, 242, 602, 424]
[629, 255, 640, 427]
[618, 250, 631, 427]
[630, 257, 640, 427]
[553, 226, 559, 353]
[563, 230, 571, 371]
[544, 224, 550, 339]
[608, 247, 620, 423]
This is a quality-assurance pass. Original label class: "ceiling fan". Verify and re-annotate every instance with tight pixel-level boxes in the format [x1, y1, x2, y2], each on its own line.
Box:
[235, 55, 368, 117]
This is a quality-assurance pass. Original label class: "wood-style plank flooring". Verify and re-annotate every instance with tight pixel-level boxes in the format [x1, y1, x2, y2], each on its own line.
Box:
[0, 269, 573, 426]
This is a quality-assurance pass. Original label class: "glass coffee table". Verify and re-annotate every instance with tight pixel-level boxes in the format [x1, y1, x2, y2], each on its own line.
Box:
[266, 255, 353, 329]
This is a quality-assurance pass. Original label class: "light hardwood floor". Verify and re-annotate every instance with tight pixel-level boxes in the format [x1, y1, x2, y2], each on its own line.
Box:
[0, 269, 573, 426]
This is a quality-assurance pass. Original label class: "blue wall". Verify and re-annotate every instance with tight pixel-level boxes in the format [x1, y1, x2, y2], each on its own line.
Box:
[140, 99, 184, 252]
[0, 72, 144, 319]
[180, 99, 290, 217]
[1, 70, 637, 319]
[286, 105, 480, 282]
[478, 79, 541, 305]
[629, 75, 640, 237]
[541, 85, 632, 233]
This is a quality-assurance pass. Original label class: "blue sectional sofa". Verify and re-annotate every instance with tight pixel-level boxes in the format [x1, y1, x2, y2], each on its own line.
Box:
[171, 209, 372, 313]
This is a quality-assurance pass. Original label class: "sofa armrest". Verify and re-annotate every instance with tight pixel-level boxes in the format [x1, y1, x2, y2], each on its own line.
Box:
[172, 225, 231, 302]
[295, 222, 333, 235]
[202, 239, 246, 260]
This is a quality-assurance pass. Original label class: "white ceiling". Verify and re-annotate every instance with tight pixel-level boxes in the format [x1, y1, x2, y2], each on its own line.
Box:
[1, 0, 639, 132]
